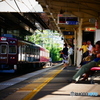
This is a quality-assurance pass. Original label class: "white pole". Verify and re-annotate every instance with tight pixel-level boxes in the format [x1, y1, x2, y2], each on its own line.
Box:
[76, 18, 83, 67]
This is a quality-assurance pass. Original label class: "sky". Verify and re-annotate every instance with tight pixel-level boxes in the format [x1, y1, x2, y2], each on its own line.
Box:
[0, 0, 43, 12]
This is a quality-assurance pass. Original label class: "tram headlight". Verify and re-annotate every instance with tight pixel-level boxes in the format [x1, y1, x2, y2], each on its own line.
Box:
[1, 37, 7, 41]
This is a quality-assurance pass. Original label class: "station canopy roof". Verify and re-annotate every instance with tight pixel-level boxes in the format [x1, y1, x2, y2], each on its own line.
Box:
[0, 0, 55, 35]
[0, 0, 43, 12]
[0, 0, 100, 36]
[36, 0, 100, 34]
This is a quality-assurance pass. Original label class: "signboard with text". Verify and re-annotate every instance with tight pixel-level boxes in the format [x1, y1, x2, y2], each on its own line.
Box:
[58, 14, 78, 25]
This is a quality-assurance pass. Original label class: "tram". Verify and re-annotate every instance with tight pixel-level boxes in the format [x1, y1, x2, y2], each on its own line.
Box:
[0, 34, 49, 73]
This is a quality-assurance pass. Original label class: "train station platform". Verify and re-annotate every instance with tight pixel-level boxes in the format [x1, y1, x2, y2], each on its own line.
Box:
[0, 64, 100, 100]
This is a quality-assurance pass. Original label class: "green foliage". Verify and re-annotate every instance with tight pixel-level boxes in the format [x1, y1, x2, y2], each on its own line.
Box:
[27, 32, 42, 44]
[50, 47, 62, 62]
[26, 30, 63, 62]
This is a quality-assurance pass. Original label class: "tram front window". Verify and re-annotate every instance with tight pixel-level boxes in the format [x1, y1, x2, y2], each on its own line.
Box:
[9, 45, 16, 54]
[1, 45, 7, 54]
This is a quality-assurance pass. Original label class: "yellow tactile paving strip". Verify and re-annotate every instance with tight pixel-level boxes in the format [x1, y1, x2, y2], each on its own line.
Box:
[4, 65, 63, 100]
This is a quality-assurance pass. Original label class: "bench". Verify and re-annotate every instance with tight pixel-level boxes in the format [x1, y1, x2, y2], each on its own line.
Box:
[90, 67, 100, 84]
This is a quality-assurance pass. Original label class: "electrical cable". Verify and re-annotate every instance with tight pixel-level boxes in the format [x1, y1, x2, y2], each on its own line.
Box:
[5, 0, 18, 12]
[14, 0, 21, 12]
[28, 0, 44, 32]
[4, 0, 43, 32]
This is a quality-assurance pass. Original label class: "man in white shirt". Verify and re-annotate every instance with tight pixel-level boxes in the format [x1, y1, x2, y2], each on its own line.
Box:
[87, 41, 93, 55]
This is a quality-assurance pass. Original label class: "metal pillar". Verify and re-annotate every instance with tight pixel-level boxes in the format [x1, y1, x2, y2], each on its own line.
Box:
[73, 29, 77, 66]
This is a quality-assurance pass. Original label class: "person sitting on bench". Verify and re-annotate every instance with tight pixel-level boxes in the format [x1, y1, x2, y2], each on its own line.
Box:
[71, 40, 100, 83]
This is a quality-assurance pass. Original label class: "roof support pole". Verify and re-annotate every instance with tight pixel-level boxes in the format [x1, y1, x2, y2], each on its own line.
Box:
[76, 18, 83, 67]
[73, 28, 77, 66]
[95, 17, 100, 29]
[94, 17, 100, 43]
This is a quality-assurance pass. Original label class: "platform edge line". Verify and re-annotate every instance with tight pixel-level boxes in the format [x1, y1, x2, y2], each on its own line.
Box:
[22, 69, 62, 100]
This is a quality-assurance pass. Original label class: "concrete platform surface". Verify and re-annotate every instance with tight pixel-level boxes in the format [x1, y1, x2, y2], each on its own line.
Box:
[36, 83, 100, 100]
[1, 66, 100, 100]
[32, 66, 100, 100]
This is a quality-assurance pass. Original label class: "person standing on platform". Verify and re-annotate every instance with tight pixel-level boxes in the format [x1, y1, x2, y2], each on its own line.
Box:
[87, 41, 93, 56]
[68, 44, 73, 66]
[76, 41, 88, 69]
[79, 41, 88, 59]
[62, 43, 68, 68]
[49, 57, 52, 66]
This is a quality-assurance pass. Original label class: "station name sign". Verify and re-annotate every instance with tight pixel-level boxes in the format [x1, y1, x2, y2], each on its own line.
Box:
[58, 14, 79, 25]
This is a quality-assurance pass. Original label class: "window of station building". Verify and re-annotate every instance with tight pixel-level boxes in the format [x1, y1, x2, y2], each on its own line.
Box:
[1, 45, 7, 54]
[9, 45, 16, 54]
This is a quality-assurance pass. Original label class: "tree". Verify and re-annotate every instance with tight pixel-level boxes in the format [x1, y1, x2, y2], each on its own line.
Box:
[26, 29, 63, 62]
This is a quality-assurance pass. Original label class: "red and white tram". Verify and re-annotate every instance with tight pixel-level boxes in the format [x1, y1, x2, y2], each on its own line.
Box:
[0, 34, 49, 73]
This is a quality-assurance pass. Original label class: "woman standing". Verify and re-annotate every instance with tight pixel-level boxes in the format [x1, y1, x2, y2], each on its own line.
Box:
[62, 44, 68, 68]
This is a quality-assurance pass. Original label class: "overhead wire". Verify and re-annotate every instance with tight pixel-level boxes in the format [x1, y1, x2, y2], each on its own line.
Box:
[4, 0, 38, 32]
[5, 0, 18, 12]
[4, 0, 46, 33]
[26, 0, 45, 33]
[16, 0, 36, 12]
[5, 0, 33, 13]
[43, 0, 62, 34]
[18, 0, 44, 32]
[27, 0, 44, 32]
[14, 0, 21, 12]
